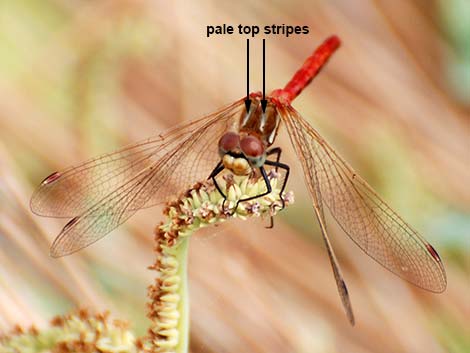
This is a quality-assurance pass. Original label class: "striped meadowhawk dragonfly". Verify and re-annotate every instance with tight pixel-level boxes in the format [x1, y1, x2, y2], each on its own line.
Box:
[31, 36, 446, 325]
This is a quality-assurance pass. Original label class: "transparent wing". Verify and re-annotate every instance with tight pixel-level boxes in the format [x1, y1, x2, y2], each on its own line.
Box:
[281, 106, 354, 324]
[31, 99, 244, 218]
[34, 99, 245, 256]
[50, 165, 161, 257]
[281, 106, 447, 293]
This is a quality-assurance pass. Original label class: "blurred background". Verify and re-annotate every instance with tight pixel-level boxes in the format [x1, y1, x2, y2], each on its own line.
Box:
[0, 0, 469, 352]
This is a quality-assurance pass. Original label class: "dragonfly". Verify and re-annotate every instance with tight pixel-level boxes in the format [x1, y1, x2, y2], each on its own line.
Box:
[31, 35, 447, 325]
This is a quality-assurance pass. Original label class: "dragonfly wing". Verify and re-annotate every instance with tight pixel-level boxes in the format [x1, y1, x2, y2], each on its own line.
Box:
[281, 106, 447, 293]
[142, 100, 244, 208]
[43, 99, 246, 256]
[31, 99, 244, 218]
[283, 108, 355, 324]
[50, 164, 159, 257]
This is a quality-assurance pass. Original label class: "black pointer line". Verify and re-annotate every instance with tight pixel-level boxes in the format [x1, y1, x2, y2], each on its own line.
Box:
[261, 38, 267, 113]
[244, 39, 251, 113]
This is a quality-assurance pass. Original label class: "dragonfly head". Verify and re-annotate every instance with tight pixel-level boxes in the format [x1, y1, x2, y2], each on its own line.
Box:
[218, 132, 266, 175]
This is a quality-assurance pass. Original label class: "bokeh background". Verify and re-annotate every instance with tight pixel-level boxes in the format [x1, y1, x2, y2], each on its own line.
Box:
[0, 0, 469, 352]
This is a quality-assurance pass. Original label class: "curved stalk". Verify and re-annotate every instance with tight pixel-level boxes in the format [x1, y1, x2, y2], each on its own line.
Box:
[146, 172, 293, 352]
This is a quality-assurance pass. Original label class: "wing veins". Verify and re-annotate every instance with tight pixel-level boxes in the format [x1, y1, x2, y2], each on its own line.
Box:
[282, 107, 355, 325]
[281, 106, 446, 292]
[49, 99, 246, 256]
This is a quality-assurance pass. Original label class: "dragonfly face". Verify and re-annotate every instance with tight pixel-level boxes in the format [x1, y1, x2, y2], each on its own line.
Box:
[218, 131, 266, 175]
[217, 131, 252, 176]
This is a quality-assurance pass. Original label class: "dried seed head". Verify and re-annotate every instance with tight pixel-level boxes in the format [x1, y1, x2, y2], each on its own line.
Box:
[0, 311, 139, 353]
[161, 173, 293, 235]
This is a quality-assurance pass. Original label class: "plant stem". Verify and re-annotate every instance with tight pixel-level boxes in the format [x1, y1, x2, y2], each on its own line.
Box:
[175, 238, 189, 353]
[146, 173, 293, 353]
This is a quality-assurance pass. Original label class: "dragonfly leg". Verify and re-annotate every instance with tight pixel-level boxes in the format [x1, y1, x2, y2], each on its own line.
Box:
[266, 216, 274, 229]
[208, 161, 228, 207]
[264, 159, 290, 210]
[265, 147, 284, 227]
[228, 166, 273, 216]
[266, 147, 282, 170]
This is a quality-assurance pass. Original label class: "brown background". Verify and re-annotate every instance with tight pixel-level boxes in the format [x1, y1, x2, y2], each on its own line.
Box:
[0, 1, 468, 352]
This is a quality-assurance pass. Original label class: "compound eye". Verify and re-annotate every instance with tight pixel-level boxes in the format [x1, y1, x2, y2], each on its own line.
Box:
[240, 135, 265, 167]
[218, 132, 240, 154]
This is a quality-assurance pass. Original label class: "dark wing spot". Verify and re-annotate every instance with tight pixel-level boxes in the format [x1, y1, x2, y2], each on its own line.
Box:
[426, 243, 442, 263]
[41, 171, 62, 185]
[63, 216, 79, 232]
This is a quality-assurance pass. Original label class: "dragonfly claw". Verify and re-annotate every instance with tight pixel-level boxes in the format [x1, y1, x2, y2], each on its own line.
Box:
[221, 198, 238, 216]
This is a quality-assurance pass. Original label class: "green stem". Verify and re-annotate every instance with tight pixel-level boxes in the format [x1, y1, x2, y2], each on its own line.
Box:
[175, 237, 189, 353]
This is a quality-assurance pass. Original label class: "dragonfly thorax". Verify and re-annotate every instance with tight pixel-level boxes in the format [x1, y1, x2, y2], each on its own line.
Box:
[241, 95, 281, 147]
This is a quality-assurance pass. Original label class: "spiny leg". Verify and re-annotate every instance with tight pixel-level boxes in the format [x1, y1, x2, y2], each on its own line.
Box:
[227, 166, 273, 216]
[264, 159, 290, 210]
[262, 159, 290, 229]
[209, 159, 251, 212]
[267, 147, 282, 167]
[265, 147, 283, 227]
[209, 154, 289, 217]
[208, 161, 227, 202]
[266, 216, 275, 229]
